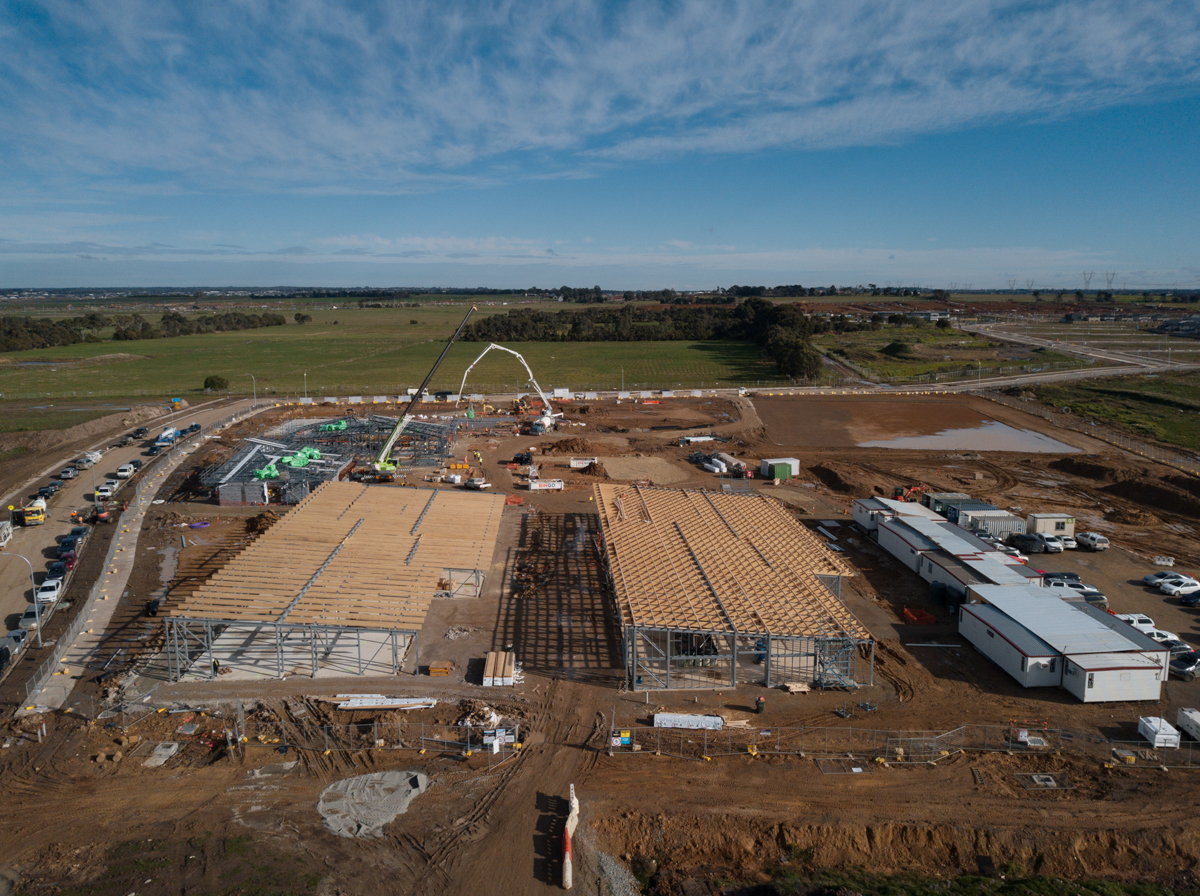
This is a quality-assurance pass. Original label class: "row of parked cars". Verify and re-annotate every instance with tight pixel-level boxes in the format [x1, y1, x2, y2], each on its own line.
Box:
[1137, 570, 1200, 681]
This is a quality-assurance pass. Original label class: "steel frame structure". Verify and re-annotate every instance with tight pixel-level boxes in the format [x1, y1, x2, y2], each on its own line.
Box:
[164, 615, 418, 681]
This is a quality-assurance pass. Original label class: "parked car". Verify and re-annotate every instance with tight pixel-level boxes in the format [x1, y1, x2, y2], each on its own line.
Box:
[1116, 612, 1156, 632]
[104, 478, 120, 490]
[1161, 638, 1195, 658]
[44, 560, 69, 584]
[18, 605, 40, 631]
[35, 580, 63, 604]
[56, 536, 79, 557]
[118, 435, 134, 447]
[187, 422, 201, 433]
[1003, 549, 1028, 564]
[94, 485, 114, 499]
[1077, 592, 1110, 610]
[69, 524, 90, 540]
[132, 426, 149, 438]
[1076, 532, 1110, 551]
[1046, 580, 1104, 599]
[1162, 580, 1200, 597]
[76, 456, 94, 469]
[5, 629, 29, 654]
[1035, 534, 1065, 553]
[45, 480, 63, 494]
[1143, 571, 1195, 587]
[1006, 533, 1046, 553]
[85, 450, 102, 463]
[1058, 534, 1077, 550]
[1181, 592, 1200, 608]
[1043, 572, 1082, 583]
[130, 459, 143, 470]
[116, 463, 135, 479]
[1144, 629, 1181, 645]
[60, 466, 77, 480]
[145, 445, 160, 456]
[36, 486, 55, 501]
[1170, 652, 1200, 682]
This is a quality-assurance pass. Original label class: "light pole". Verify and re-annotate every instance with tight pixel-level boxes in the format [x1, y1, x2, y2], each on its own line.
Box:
[977, 361, 981, 386]
[621, 368, 624, 391]
[2, 550, 42, 647]
[247, 374, 257, 408]
[303, 370, 308, 400]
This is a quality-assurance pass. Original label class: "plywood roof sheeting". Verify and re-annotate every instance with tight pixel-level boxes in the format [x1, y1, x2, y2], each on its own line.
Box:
[594, 483, 867, 639]
[172, 481, 505, 630]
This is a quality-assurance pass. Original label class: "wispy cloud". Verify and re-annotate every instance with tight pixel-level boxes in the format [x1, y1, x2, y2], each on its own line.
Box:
[2, 1, 1197, 195]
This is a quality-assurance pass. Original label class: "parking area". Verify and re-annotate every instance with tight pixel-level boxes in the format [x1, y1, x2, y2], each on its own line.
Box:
[1028, 544, 1200, 651]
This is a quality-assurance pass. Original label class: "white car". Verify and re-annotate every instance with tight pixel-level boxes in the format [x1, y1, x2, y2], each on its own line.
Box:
[85, 450, 103, 463]
[35, 580, 63, 604]
[4, 629, 29, 654]
[1076, 532, 1110, 551]
[1144, 629, 1181, 644]
[1116, 612, 1155, 633]
[1046, 580, 1103, 597]
[94, 485, 114, 499]
[1144, 571, 1195, 587]
[1058, 535, 1077, 549]
[104, 478, 120, 490]
[1037, 534, 1065, 553]
[18, 605, 40, 631]
[1004, 550, 1028, 564]
[116, 463, 135, 479]
[1162, 579, 1200, 597]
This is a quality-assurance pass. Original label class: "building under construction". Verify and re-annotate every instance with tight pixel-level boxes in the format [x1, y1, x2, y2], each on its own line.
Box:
[592, 483, 874, 691]
[203, 415, 458, 505]
[164, 481, 505, 681]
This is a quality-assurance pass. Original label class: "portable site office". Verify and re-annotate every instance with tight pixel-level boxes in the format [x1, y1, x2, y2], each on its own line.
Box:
[593, 483, 874, 691]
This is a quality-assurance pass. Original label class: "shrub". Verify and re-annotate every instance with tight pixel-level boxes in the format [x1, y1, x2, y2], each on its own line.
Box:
[203, 375, 229, 391]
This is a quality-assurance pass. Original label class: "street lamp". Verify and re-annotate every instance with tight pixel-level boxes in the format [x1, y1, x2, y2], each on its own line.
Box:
[303, 370, 308, 400]
[2, 550, 42, 647]
[247, 374, 257, 408]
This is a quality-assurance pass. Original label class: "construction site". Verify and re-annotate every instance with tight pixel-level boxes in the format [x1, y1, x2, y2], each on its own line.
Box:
[4, 315, 1200, 895]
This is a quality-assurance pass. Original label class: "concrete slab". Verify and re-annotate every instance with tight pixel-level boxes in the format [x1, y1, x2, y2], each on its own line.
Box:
[318, 770, 429, 838]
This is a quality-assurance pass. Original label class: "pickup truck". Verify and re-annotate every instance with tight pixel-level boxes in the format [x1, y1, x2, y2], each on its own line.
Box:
[464, 478, 492, 490]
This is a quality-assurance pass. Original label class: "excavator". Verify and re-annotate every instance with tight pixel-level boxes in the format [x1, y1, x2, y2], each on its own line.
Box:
[373, 305, 478, 472]
[454, 343, 562, 434]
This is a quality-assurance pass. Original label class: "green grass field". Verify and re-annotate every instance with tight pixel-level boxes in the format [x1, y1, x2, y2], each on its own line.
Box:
[0, 404, 121, 432]
[814, 325, 1088, 380]
[0, 306, 781, 400]
[1034, 372, 1200, 452]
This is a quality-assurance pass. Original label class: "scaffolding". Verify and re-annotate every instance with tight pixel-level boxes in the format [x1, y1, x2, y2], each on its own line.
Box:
[165, 616, 418, 680]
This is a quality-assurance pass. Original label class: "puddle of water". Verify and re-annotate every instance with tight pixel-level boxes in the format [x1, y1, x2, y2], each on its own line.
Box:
[858, 420, 1079, 453]
[159, 545, 178, 586]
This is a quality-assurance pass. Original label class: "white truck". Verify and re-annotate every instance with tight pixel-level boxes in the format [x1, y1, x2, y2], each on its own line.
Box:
[0, 519, 12, 548]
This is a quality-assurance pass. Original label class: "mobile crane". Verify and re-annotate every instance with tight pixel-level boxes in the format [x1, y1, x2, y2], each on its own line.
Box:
[454, 343, 562, 433]
[373, 305, 477, 472]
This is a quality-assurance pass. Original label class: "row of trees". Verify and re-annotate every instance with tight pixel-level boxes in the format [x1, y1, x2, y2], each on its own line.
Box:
[0, 311, 287, 352]
[460, 299, 889, 379]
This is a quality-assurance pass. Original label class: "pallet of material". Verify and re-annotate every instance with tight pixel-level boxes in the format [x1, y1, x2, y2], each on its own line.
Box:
[428, 661, 452, 677]
[321, 695, 439, 711]
[483, 650, 516, 687]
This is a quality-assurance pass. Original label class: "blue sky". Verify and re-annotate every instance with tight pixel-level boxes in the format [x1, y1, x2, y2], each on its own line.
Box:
[1, 0, 1198, 290]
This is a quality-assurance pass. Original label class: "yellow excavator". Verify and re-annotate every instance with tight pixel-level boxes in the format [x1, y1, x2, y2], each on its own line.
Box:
[373, 305, 477, 472]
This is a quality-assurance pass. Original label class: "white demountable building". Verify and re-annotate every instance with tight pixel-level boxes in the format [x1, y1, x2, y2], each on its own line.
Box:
[961, 585, 1168, 703]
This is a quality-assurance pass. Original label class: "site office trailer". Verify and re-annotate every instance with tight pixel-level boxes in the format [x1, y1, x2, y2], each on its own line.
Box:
[1027, 513, 1075, 537]
[958, 603, 1063, 688]
[1061, 652, 1165, 703]
[956, 509, 1025, 539]
[876, 518, 931, 573]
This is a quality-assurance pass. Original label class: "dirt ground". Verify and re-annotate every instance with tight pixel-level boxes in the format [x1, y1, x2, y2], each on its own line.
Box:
[4, 391, 1200, 895]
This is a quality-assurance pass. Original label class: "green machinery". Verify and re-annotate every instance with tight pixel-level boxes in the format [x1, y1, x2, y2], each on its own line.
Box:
[282, 446, 321, 467]
[320, 420, 347, 432]
[253, 462, 280, 480]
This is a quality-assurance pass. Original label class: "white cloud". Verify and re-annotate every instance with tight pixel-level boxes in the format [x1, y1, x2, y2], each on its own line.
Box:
[2, 0, 1197, 193]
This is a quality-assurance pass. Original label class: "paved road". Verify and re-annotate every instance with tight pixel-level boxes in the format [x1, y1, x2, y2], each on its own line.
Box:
[0, 400, 253, 639]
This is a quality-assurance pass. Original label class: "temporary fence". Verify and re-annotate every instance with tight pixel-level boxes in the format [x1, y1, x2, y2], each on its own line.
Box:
[978, 390, 1200, 475]
[20, 405, 265, 706]
[607, 721, 1200, 770]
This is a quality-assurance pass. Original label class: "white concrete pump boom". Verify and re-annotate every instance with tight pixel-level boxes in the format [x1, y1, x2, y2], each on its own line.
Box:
[373, 304, 477, 471]
[455, 343, 562, 424]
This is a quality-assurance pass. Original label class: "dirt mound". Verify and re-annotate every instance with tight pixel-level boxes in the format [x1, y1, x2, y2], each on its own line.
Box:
[1104, 506, 1161, 526]
[1049, 456, 1114, 481]
[577, 461, 610, 479]
[808, 464, 874, 497]
[246, 510, 281, 535]
[1103, 480, 1200, 520]
[539, 437, 600, 456]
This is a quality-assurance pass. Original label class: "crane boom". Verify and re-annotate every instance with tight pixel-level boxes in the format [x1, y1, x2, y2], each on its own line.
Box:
[455, 343, 561, 421]
[373, 305, 477, 470]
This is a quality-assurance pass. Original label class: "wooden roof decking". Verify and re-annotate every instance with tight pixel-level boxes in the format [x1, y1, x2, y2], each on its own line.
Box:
[171, 481, 505, 629]
[593, 483, 868, 640]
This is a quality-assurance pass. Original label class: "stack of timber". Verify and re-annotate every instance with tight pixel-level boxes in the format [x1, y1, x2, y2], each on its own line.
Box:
[483, 650, 516, 687]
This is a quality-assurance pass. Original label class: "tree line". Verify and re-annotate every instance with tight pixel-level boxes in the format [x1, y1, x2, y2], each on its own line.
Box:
[0, 311, 286, 352]
[459, 299, 887, 379]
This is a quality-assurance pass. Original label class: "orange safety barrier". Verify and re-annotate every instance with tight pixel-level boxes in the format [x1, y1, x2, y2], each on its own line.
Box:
[505, 494, 524, 505]
[902, 608, 937, 625]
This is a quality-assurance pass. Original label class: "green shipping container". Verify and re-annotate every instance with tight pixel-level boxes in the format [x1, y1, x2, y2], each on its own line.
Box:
[770, 463, 791, 480]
